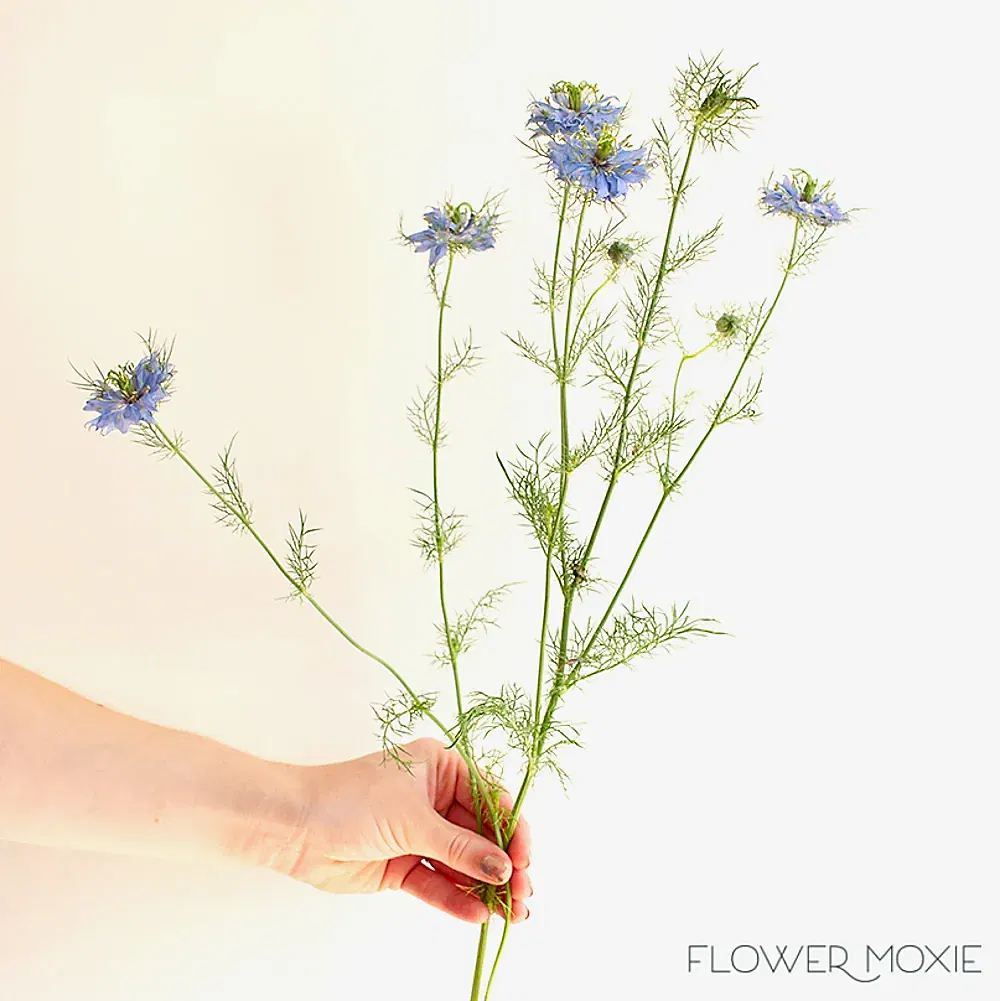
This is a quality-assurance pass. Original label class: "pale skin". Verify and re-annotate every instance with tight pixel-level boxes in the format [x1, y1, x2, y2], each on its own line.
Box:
[0, 657, 531, 923]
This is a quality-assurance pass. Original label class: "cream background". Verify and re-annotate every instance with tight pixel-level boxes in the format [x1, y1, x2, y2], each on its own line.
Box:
[1, 1, 996, 998]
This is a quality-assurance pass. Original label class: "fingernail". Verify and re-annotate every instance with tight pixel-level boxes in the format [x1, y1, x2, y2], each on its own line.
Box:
[525, 907, 531, 920]
[480, 854, 511, 882]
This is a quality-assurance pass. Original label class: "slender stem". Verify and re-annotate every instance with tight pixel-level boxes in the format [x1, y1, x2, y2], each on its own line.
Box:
[536, 197, 589, 755]
[483, 887, 513, 1000]
[547, 187, 571, 360]
[663, 355, 686, 476]
[428, 250, 497, 848]
[663, 335, 719, 477]
[530, 185, 571, 744]
[685, 338, 720, 362]
[469, 923, 490, 1001]
[550, 196, 589, 647]
[575, 219, 803, 668]
[431, 251, 464, 723]
[426, 257, 511, 991]
[558, 196, 589, 486]
[425, 256, 512, 1001]
[569, 268, 618, 357]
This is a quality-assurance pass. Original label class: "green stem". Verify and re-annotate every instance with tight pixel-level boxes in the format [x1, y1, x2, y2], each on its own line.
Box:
[530, 195, 588, 776]
[575, 219, 802, 671]
[429, 251, 494, 845]
[558, 196, 589, 487]
[663, 335, 719, 477]
[529, 185, 571, 746]
[547, 187, 571, 360]
[482, 886, 513, 1000]
[569, 268, 618, 356]
[663, 355, 686, 477]
[425, 257, 511, 974]
[432, 252, 465, 725]
[550, 193, 589, 613]
[469, 923, 490, 1001]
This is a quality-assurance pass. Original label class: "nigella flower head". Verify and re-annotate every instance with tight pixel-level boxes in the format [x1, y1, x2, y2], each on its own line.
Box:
[605, 234, 646, 270]
[405, 198, 500, 267]
[527, 80, 624, 138]
[761, 170, 849, 227]
[671, 53, 758, 149]
[75, 337, 175, 435]
[547, 128, 650, 202]
[693, 301, 763, 353]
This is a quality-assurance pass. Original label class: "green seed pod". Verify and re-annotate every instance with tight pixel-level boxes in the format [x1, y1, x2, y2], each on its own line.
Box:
[607, 240, 635, 267]
[715, 313, 738, 336]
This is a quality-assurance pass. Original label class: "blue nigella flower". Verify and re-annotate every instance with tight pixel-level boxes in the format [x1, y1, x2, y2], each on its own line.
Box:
[809, 198, 849, 226]
[527, 80, 624, 138]
[83, 350, 174, 434]
[406, 201, 498, 267]
[761, 172, 849, 226]
[547, 130, 650, 201]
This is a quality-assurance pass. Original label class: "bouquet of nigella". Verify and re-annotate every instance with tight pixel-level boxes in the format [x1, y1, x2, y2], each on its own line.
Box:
[73, 54, 850, 1000]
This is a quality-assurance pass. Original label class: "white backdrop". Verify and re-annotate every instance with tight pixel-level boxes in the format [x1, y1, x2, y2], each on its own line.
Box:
[1, 1, 996, 998]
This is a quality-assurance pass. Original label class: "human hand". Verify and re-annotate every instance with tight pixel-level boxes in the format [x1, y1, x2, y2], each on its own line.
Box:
[264, 737, 532, 923]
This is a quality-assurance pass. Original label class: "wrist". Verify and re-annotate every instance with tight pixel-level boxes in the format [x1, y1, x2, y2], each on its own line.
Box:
[220, 755, 313, 874]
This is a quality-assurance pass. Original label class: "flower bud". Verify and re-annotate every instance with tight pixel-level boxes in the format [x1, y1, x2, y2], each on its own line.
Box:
[607, 240, 635, 267]
[697, 78, 757, 124]
[715, 313, 738, 336]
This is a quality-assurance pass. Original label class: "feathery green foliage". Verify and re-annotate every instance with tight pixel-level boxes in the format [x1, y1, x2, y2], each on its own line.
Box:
[435, 585, 517, 668]
[133, 421, 184, 460]
[374, 689, 441, 773]
[569, 601, 727, 685]
[210, 437, 253, 533]
[282, 510, 320, 601]
[411, 489, 465, 563]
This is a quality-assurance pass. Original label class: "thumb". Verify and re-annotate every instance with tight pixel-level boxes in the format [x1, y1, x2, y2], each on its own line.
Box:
[413, 813, 513, 885]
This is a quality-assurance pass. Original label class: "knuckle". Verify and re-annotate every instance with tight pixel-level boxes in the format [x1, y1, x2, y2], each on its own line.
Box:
[446, 829, 474, 868]
[408, 735, 444, 756]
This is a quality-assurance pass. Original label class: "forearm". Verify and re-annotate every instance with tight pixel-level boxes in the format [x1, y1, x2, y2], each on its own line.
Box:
[0, 657, 307, 870]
